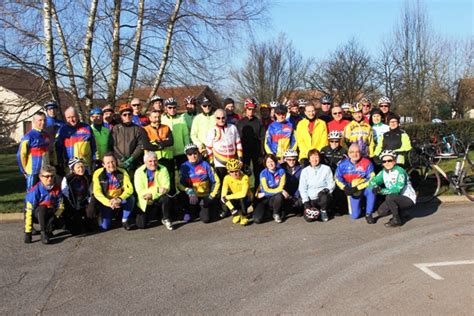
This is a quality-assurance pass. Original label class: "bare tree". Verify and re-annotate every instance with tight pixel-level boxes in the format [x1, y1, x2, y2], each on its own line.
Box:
[374, 39, 402, 109]
[127, 0, 145, 99]
[231, 34, 309, 102]
[306, 38, 376, 104]
[43, 0, 60, 106]
[83, 0, 99, 109]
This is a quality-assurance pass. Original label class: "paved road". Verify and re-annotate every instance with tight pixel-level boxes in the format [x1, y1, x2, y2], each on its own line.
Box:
[1, 202, 473, 315]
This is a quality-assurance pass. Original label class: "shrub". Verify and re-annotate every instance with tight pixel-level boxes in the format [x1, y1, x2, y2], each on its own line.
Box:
[403, 119, 474, 146]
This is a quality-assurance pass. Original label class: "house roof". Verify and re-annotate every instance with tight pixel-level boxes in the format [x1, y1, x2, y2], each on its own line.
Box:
[0, 67, 75, 113]
[118, 85, 221, 112]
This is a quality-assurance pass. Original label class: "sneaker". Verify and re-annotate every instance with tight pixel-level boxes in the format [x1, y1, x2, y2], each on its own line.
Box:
[273, 214, 282, 223]
[41, 231, 50, 245]
[240, 217, 249, 226]
[366, 214, 376, 224]
[183, 213, 191, 223]
[232, 215, 241, 224]
[24, 232, 32, 244]
[320, 210, 329, 222]
[161, 219, 174, 231]
[122, 221, 132, 231]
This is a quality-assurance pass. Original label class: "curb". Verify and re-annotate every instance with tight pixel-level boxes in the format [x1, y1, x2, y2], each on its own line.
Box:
[0, 195, 470, 223]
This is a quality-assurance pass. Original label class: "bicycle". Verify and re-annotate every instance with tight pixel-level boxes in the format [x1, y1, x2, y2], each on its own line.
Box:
[407, 141, 474, 203]
[432, 133, 465, 158]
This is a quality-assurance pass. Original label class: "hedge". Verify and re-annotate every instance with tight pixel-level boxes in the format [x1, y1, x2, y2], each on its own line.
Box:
[402, 119, 474, 146]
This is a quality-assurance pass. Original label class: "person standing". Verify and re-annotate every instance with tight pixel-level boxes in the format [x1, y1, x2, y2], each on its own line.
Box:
[264, 104, 296, 162]
[149, 95, 164, 112]
[130, 98, 150, 127]
[191, 97, 216, 157]
[378, 96, 395, 124]
[295, 103, 328, 166]
[56, 107, 96, 173]
[89, 108, 112, 164]
[17, 111, 51, 190]
[317, 95, 333, 123]
[44, 102, 64, 168]
[342, 103, 375, 158]
[111, 104, 145, 175]
[327, 105, 350, 134]
[182, 96, 197, 132]
[374, 114, 412, 165]
[223, 97, 242, 125]
[236, 99, 265, 189]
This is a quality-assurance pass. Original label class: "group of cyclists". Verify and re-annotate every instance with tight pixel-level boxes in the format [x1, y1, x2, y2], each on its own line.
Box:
[18, 94, 416, 245]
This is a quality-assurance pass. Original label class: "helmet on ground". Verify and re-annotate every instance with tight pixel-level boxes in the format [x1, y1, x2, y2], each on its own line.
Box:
[226, 159, 241, 172]
[350, 102, 363, 113]
[118, 103, 133, 113]
[379, 150, 397, 160]
[184, 143, 198, 155]
[304, 208, 320, 222]
[89, 108, 103, 116]
[44, 101, 58, 109]
[164, 98, 177, 106]
[320, 95, 333, 104]
[378, 96, 391, 105]
[150, 95, 163, 103]
[283, 149, 298, 158]
[269, 101, 279, 108]
[184, 96, 196, 105]
[328, 130, 342, 140]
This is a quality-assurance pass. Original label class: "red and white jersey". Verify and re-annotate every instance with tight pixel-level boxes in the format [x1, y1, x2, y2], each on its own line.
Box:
[205, 124, 243, 168]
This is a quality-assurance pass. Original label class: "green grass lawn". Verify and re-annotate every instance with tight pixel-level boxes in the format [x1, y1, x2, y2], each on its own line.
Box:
[0, 154, 26, 213]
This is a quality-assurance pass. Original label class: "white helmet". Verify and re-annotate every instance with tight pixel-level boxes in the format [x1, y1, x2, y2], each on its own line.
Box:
[269, 101, 279, 108]
[328, 130, 342, 140]
[379, 150, 397, 159]
[378, 96, 391, 105]
[283, 149, 298, 158]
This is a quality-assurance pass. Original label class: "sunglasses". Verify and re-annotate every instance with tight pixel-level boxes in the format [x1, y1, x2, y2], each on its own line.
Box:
[41, 174, 54, 178]
[322, 103, 331, 105]
[332, 112, 342, 115]
[382, 159, 394, 163]
[131, 104, 140, 107]
[186, 152, 198, 156]
[121, 113, 132, 117]
[379, 104, 389, 108]
[229, 170, 240, 174]
[167, 106, 177, 110]
[216, 117, 225, 120]
[362, 104, 371, 107]
[201, 104, 211, 108]
[330, 140, 340, 143]
[285, 158, 296, 161]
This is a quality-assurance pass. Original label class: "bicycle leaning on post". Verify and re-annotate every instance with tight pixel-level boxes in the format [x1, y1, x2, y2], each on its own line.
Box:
[407, 141, 474, 202]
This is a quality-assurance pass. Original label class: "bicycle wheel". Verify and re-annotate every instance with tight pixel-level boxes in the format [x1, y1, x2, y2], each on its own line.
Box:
[453, 140, 465, 157]
[459, 163, 474, 202]
[408, 165, 441, 203]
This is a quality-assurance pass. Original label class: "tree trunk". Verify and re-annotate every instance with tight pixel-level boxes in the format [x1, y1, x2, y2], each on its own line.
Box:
[127, 0, 145, 100]
[83, 0, 99, 110]
[43, 0, 61, 112]
[149, 0, 183, 99]
[51, 3, 84, 120]
[107, 0, 122, 107]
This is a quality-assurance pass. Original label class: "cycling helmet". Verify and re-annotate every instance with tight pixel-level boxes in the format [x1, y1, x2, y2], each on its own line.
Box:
[184, 143, 198, 154]
[320, 95, 333, 104]
[164, 97, 177, 106]
[328, 130, 342, 140]
[360, 97, 372, 104]
[244, 98, 257, 109]
[341, 103, 351, 110]
[378, 96, 391, 105]
[260, 103, 270, 110]
[379, 150, 397, 160]
[89, 107, 103, 116]
[44, 101, 58, 109]
[286, 99, 298, 108]
[68, 157, 85, 170]
[102, 105, 114, 113]
[200, 97, 211, 106]
[226, 159, 241, 172]
[283, 149, 298, 158]
[351, 102, 363, 113]
[184, 96, 196, 105]
[274, 104, 288, 115]
[118, 103, 133, 113]
[269, 101, 279, 108]
[149, 95, 163, 103]
[297, 99, 308, 107]
[304, 208, 320, 222]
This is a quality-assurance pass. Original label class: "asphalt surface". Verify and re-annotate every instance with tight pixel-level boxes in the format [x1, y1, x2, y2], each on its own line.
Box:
[1, 201, 473, 315]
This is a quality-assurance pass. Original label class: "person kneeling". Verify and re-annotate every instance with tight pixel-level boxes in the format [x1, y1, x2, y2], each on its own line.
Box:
[92, 153, 135, 231]
[134, 152, 173, 230]
[178, 144, 220, 223]
[369, 150, 416, 227]
[299, 149, 335, 222]
[24, 165, 63, 244]
[221, 159, 252, 226]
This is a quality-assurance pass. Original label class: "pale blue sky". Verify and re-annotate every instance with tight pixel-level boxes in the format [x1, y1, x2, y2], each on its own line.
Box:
[253, 0, 473, 60]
